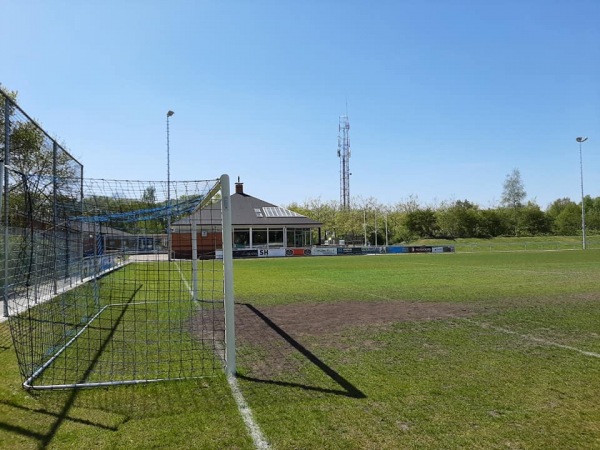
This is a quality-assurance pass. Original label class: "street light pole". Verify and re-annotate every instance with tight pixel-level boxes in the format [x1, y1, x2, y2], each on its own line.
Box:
[385, 213, 388, 247]
[576, 137, 587, 250]
[363, 210, 367, 246]
[167, 110, 174, 261]
[374, 210, 378, 246]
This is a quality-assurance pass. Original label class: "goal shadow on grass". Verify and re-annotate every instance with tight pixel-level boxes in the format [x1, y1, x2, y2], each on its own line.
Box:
[0, 284, 149, 447]
[0, 323, 12, 353]
[1, 282, 217, 448]
[237, 303, 366, 399]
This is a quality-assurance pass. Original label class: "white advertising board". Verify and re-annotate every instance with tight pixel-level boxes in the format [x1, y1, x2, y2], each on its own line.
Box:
[311, 247, 338, 256]
[257, 248, 286, 257]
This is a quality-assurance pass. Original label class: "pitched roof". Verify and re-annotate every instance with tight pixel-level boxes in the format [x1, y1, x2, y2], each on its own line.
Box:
[173, 192, 322, 227]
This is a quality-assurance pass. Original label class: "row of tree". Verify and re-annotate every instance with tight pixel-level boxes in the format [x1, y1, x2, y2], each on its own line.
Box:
[287, 188, 599, 244]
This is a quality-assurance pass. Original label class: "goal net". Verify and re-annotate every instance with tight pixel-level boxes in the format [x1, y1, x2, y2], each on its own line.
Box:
[5, 173, 234, 390]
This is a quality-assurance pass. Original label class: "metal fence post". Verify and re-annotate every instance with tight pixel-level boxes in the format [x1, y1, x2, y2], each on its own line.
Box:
[2, 95, 10, 317]
[53, 141, 58, 295]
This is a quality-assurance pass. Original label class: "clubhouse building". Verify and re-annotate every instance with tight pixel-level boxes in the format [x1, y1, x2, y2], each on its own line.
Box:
[171, 181, 322, 258]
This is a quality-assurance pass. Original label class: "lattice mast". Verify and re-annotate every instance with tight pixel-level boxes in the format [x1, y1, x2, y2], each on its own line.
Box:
[337, 115, 351, 209]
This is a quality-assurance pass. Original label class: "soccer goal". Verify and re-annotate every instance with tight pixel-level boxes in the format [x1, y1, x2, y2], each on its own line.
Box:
[2, 91, 234, 390]
[4, 174, 235, 390]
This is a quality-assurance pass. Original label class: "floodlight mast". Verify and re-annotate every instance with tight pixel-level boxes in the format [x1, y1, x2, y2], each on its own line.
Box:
[167, 110, 174, 261]
[576, 137, 588, 250]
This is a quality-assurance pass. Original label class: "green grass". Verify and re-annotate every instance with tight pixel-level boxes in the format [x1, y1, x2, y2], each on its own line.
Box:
[233, 249, 600, 305]
[12, 262, 224, 389]
[0, 350, 252, 449]
[241, 321, 599, 449]
[1, 250, 600, 448]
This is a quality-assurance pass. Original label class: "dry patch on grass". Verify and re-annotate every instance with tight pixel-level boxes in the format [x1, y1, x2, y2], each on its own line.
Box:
[237, 300, 473, 340]
[234, 301, 474, 379]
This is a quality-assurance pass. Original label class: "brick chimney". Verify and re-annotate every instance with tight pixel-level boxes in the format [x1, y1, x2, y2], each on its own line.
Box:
[235, 176, 244, 194]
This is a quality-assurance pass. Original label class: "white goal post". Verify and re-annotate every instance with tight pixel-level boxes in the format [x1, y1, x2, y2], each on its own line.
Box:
[221, 174, 236, 376]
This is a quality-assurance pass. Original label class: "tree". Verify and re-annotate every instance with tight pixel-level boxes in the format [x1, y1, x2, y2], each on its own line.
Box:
[546, 197, 575, 220]
[0, 86, 18, 160]
[586, 196, 600, 232]
[546, 198, 575, 235]
[1, 87, 81, 228]
[2, 88, 63, 179]
[519, 201, 551, 236]
[385, 210, 410, 244]
[141, 186, 157, 204]
[393, 195, 421, 214]
[501, 168, 526, 236]
[334, 207, 365, 244]
[501, 168, 526, 208]
[477, 209, 507, 237]
[436, 200, 480, 238]
[404, 208, 438, 239]
[553, 203, 581, 235]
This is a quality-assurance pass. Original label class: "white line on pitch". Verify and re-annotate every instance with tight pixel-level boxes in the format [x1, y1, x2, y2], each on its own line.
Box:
[227, 374, 271, 450]
[175, 261, 270, 449]
[174, 261, 194, 296]
[465, 319, 600, 358]
[308, 277, 600, 359]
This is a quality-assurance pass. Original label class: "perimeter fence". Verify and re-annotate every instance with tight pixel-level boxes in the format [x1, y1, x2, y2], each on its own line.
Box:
[1, 90, 84, 319]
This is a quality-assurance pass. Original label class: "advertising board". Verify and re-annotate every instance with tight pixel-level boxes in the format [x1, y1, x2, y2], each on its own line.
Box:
[311, 247, 338, 256]
[257, 248, 286, 257]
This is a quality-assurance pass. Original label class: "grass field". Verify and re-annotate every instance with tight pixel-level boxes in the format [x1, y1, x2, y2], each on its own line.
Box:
[1, 249, 599, 449]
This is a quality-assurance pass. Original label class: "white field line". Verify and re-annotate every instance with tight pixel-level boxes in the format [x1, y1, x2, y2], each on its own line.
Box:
[307, 277, 600, 359]
[174, 261, 194, 297]
[227, 374, 271, 450]
[465, 318, 600, 358]
[174, 260, 271, 449]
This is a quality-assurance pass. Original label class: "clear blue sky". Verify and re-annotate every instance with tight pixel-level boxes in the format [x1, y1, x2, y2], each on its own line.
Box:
[2, 0, 599, 209]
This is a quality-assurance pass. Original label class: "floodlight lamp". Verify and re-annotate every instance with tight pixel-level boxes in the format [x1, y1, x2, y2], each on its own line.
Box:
[576, 137, 588, 143]
[167, 110, 174, 117]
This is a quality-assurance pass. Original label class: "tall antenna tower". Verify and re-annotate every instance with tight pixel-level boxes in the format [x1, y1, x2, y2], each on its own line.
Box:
[337, 115, 351, 209]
